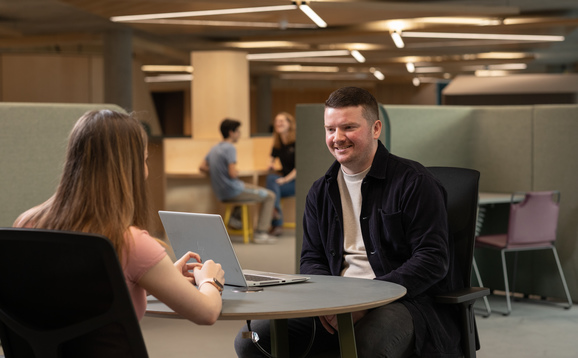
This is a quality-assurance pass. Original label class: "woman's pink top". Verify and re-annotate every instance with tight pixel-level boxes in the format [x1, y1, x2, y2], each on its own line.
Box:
[123, 227, 167, 320]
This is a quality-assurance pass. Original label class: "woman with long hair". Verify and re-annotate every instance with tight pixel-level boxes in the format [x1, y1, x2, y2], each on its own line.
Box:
[266, 112, 296, 236]
[14, 109, 224, 324]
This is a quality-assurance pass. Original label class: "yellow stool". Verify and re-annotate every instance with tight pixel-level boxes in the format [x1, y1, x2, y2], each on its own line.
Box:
[223, 200, 257, 244]
[281, 197, 296, 229]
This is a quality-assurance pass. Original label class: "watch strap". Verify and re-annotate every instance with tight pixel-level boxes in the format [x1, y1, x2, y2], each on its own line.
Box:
[198, 278, 223, 295]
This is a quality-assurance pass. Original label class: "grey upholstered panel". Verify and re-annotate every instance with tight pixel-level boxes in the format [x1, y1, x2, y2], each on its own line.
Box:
[533, 104, 578, 298]
[0, 103, 125, 227]
[469, 106, 534, 192]
[383, 105, 474, 168]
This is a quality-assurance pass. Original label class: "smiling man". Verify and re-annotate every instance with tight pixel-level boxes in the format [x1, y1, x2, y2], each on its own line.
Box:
[235, 87, 462, 358]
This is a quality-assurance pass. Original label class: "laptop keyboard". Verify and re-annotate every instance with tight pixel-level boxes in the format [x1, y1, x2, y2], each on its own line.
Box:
[244, 274, 279, 282]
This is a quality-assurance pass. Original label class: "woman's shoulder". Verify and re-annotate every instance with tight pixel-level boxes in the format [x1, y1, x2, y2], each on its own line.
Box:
[127, 226, 167, 249]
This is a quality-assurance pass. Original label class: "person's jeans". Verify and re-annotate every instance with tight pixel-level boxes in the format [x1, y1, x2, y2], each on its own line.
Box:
[265, 174, 296, 227]
[226, 183, 275, 233]
[234, 302, 415, 358]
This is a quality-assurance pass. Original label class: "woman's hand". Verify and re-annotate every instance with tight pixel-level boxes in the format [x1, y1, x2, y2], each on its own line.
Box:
[275, 176, 288, 185]
[193, 259, 225, 287]
[174, 251, 203, 285]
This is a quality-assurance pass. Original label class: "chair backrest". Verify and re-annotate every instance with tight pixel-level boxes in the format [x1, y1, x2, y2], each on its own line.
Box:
[427, 167, 480, 289]
[0, 228, 148, 358]
[507, 191, 560, 246]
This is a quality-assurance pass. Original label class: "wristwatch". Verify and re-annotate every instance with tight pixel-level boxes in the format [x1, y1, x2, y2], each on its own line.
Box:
[198, 277, 224, 295]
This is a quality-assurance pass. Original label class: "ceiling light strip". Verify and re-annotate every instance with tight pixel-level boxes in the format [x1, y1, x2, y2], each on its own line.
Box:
[144, 74, 193, 83]
[128, 19, 315, 29]
[402, 32, 564, 42]
[350, 50, 366, 63]
[247, 50, 350, 60]
[298, 4, 327, 28]
[391, 30, 405, 48]
[111, 5, 297, 22]
[141, 65, 193, 73]
[373, 70, 385, 80]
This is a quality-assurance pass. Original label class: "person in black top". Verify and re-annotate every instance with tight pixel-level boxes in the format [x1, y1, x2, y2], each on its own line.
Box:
[266, 112, 296, 236]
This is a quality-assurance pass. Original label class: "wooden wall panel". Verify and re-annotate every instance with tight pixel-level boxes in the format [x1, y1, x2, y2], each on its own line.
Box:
[1, 54, 93, 103]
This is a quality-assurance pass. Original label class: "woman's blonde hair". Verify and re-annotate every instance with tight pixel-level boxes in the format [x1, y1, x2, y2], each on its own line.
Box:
[272, 112, 296, 149]
[18, 109, 151, 261]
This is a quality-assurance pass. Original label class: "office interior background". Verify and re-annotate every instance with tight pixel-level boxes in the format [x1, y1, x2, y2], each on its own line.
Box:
[1, 1, 578, 357]
[1, 0, 577, 130]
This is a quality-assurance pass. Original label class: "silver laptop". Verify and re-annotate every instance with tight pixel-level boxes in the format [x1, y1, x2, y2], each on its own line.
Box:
[158, 211, 309, 287]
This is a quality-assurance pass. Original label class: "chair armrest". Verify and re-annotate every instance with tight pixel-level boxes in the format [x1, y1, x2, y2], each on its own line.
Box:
[435, 287, 490, 305]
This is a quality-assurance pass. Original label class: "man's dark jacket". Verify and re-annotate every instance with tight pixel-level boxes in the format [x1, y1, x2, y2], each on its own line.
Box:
[301, 141, 462, 357]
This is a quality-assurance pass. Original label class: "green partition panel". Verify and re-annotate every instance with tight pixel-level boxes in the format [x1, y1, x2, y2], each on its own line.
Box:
[533, 104, 578, 300]
[0, 103, 125, 227]
[470, 106, 534, 193]
[384, 105, 474, 168]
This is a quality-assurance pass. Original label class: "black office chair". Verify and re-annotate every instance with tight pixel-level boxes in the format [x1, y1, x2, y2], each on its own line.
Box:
[427, 167, 489, 358]
[0, 228, 149, 358]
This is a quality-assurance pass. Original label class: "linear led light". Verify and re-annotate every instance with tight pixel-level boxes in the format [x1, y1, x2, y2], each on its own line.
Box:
[247, 50, 350, 60]
[128, 18, 315, 29]
[260, 57, 357, 63]
[280, 73, 368, 81]
[144, 74, 193, 83]
[275, 65, 340, 72]
[476, 52, 529, 59]
[406, 62, 415, 73]
[487, 63, 527, 70]
[462, 63, 528, 72]
[369, 67, 385, 80]
[373, 70, 385, 80]
[402, 32, 564, 42]
[110, 4, 297, 22]
[298, 4, 327, 28]
[141, 65, 193, 73]
[223, 41, 309, 49]
[414, 17, 502, 26]
[475, 70, 510, 77]
[350, 50, 366, 63]
[391, 30, 405, 48]
[415, 66, 444, 73]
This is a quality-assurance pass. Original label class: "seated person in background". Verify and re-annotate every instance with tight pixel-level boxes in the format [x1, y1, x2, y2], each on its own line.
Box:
[235, 87, 462, 357]
[266, 112, 297, 236]
[199, 118, 277, 244]
[14, 109, 225, 327]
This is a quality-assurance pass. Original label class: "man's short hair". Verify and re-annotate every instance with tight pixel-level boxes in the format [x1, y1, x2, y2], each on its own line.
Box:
[325, 86, 379, 123]
[220, 118, 241, 139]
